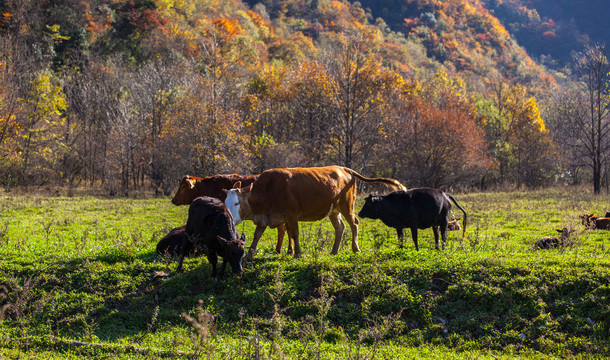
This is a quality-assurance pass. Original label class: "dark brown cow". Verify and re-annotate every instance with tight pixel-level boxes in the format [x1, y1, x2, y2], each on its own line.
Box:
[578, 213, 610, 230]
[593, 217, 610, 230]
[225, 166, 405, 258]
[534, 228, 574, 249]
[172, 174, 258, 205]
[171, 174, 292, 254]
[156, 226, 204, 273]
[185, 196, 245, 278]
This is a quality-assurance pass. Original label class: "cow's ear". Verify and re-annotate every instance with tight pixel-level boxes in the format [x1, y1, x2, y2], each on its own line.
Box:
[187, 177, 196, 189]
[232, 181, 241, 190]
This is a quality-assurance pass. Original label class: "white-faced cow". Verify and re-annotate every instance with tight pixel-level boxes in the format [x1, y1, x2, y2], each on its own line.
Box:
[172, 174, 291, 254]
[224, 166, 406, 258]
[358, 188, 467, 250]
[185, 196, 245, 278]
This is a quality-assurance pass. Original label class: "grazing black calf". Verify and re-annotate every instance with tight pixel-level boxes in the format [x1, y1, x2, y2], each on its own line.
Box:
[185, 196, 245, 278]
[358, 188, 467, 250]
[156, 225, 205, 273]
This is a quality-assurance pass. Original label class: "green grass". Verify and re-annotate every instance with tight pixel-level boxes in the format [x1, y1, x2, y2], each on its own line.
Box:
[0, 188, 609, 359]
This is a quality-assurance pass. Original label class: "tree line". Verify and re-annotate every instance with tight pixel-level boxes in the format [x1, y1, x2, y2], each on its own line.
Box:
[0, 1, 609, 194]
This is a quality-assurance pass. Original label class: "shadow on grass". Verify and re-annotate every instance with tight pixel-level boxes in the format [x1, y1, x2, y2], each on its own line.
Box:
[88, 250, 298, 342]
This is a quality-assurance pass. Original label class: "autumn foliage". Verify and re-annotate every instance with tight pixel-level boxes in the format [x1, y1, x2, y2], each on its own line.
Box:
[0, 0, 563, 192]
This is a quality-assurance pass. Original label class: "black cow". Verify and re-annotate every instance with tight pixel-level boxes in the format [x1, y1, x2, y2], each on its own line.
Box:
[185, 196, 245, 278]
[156, 225, 206, 273]
[358, 188, 467, 250]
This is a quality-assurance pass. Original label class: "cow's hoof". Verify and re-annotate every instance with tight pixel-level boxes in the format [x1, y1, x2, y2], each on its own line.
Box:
[246, 249, 256, 259]
[293, 252, 302, 259]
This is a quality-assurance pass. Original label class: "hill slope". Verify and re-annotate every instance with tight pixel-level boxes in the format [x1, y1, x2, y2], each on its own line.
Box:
[479, 0, 610, 69]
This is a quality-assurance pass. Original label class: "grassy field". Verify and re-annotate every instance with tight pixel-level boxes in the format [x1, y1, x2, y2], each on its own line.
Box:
[0, 188, 609, 359]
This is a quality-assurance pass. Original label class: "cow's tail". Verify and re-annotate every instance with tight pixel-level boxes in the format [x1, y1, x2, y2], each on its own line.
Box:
[445, 193, 467, 239]
[344, 168, 406, 191]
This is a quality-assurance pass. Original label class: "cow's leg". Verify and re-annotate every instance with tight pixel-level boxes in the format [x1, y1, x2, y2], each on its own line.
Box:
[175, 254, 185, 273]
[433, 226, 440, 250]
[410, 228, 419, 251]
[329, 213, 346, 254]
[344, 213, 360, 253]
[396, 228, 404, 248]
[275, 224, 293, 256]
[207, 252, 218, 278]
[218, 258, 228, 278]
[440, 225, 448, 250]
[247, 225, 267, 259]
[285, 217, 301, 258]
[438, 217, 449, 250]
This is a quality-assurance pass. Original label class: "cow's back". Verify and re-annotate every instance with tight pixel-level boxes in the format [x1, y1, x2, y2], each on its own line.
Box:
[186, 196, 239, 242]
[386, 188, 449, 228]
[199, 174, 258, 201]
[249, 166, 353, 222]
[174, 174, 258, 205]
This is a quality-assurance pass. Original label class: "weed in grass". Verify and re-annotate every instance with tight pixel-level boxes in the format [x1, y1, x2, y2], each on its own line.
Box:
[1, 272, 53, 352]
[0, 221, 8, 247]
[182, 299, 216, 357]
[135, 305, 159, 344]
[79, 313, 99, 343]
[79, 228, 89, 254]
[468, 224, 481, 251]
[370, 227, 387, 257]
[360, 310, 405, 360]
[311, 226, 332, 261]
[40, 219, 54, 249]
[0, 285, 10, 322]
[299, 273, 335, 359]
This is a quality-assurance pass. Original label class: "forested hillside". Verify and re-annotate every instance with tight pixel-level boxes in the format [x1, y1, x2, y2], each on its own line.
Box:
[479, 0, 610, 69]
[0, 0, 603, 195]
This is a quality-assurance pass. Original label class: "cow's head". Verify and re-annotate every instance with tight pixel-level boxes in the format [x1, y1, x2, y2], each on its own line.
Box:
[358, 194, 383, 220]
[171, 175, 199, 205]
[217, 235, 245, 275]
[224, 182, 252, 224]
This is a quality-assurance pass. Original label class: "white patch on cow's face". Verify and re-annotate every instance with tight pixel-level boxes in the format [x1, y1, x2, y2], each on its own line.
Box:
[225, 189, 242, 224]
[186, 176, 196, 189]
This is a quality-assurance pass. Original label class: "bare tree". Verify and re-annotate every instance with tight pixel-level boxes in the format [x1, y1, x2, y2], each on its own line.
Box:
[544, 85, 589, 185]
[572, 42, 610, 193]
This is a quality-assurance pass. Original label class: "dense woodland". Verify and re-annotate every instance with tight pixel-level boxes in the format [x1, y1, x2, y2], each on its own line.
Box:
[1, 0, 609, 195]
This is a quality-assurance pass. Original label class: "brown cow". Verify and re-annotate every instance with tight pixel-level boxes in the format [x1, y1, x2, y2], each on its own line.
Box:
[593, 217, 610, 230]
[171, 174, 258, 205]
[224, 166, 406, 258]
[447, 219, 461, 231]
[578, 213, 610, 230]
[171, 174, 292, 254]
